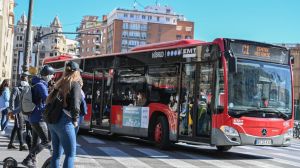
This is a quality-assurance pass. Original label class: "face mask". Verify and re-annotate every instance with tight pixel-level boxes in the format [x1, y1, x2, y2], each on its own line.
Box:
[42, 75, 54, 82]
[20, 81, 29, 86]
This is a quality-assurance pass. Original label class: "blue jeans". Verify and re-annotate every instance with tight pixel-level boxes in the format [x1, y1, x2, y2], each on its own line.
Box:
[1, 108, 8, 131]
[48, 112, 76, 168]
[75, 115, 84, 135]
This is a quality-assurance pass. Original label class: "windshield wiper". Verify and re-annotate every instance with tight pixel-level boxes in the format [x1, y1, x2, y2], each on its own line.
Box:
[230, 107, 289, 119]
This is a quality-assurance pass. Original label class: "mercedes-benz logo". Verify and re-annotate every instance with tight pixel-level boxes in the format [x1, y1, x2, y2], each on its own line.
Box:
[262, 128, 267, 136]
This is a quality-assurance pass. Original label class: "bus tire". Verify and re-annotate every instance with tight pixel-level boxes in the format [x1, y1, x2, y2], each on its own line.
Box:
[154, 116, 170, 149]
[216, 145, 232, 152]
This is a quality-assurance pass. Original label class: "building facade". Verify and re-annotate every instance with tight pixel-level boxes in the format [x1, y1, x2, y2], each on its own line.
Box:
[76, 5, 194, 56]
[76, 16, 104, 57]
[0, 0, 15, 82]
[11, 15, 79, 85]
[107, 5, 194, 53]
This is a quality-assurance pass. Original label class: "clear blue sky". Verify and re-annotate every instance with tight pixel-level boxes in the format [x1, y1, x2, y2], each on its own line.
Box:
[14, 0, 300, 43]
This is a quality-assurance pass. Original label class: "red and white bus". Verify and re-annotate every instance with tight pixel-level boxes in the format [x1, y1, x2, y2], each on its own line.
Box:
[44, 38, 294, 151]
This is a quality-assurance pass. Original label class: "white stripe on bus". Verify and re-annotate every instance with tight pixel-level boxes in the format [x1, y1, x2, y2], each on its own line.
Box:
[135, 148, 199, 168]
[98, 147, 152, 168]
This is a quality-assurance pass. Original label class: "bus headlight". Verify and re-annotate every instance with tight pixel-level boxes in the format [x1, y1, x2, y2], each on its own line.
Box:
[284, 128, 293, 139]
[220, 126, 239, 137]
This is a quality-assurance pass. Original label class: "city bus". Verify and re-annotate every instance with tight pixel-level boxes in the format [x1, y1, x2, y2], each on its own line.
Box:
[44, 38, 294, 151]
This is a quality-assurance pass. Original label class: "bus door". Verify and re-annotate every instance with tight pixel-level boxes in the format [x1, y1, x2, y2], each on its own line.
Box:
[90, 68, 114, 129]
[179, 62, 214, 140]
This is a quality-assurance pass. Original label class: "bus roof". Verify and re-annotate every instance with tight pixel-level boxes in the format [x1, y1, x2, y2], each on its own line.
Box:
[43, 55, 73, 64]
[131, 39, 206, 51]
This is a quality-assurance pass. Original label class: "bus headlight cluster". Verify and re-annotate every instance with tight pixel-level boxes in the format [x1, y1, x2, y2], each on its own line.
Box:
[284, 128, 293, 139]
[220, 126, 239, 137]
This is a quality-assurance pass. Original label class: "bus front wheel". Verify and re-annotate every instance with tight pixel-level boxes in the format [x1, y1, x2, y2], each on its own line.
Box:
[154, 116, 170, 149]
[216, 145, 232, 152]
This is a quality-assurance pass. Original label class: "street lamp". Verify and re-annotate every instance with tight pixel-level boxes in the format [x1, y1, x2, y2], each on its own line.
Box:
[23, 0, 34, 73]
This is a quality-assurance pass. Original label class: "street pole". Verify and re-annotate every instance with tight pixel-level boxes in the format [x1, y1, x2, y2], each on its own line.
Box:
[23, 0, 34, 73]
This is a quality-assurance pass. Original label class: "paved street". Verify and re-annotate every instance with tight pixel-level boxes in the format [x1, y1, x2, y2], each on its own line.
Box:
[1, 122, 300, 168]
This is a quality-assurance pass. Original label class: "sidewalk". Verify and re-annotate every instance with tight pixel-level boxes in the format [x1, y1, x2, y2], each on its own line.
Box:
[0, 121, 50, 167]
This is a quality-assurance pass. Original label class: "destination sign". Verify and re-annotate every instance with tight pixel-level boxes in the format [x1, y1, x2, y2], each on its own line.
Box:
[230, 42, 289, 64]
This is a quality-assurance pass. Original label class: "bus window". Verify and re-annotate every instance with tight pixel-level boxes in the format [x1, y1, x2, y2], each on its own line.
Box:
[113, 67, 146, 106]
[147, 66, 179, 106]
[196, 63, 213, 136]
[179, 64, 196, 136]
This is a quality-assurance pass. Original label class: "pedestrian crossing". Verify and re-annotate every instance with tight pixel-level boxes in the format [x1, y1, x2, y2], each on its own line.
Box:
[1, 132, 300, 168]
[74, 136, 300, 168]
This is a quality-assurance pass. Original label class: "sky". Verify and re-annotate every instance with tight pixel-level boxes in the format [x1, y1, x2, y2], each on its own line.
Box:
[14, 0, 300, 44]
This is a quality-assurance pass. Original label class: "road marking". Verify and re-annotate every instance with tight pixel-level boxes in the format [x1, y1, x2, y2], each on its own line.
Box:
[281, 146, 300, 151]
[236, 146, 262, 150]
[179, 152, 243, 168]
[81, 136, 105, 144]
[98, 147, 152, 168]
[76, 147, 104, 168]
[260, 146, 283, 151]
[135, 148, 198, 168]
[271, 152, 300, 160]
[244, 151, 300, 167]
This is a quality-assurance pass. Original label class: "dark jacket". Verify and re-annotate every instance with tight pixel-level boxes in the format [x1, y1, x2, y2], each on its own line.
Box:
[9, 85, 24, 128]
[64, 81, 82, 122]
[9, 86, 23, 114]
[29, 76, 48, 123]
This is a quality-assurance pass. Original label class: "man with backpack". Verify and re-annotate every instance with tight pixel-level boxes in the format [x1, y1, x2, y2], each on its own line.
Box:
[22, 65, 55, 168]
[7, 73, 29, 151]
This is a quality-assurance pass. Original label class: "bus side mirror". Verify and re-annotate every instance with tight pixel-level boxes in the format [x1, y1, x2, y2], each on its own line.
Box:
[291, 56, 294, 65]
[228, 56, 237, 73]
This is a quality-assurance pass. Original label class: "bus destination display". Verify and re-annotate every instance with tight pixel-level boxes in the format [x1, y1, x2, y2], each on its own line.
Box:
[230, 42, 289, 64]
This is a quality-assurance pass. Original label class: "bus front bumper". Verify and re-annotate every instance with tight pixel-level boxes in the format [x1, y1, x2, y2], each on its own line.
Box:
[212, 128, 292, 147]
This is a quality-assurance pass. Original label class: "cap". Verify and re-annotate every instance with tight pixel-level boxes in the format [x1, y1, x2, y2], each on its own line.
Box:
[40, 65, 55, 76]
[65, 61, 80, 72]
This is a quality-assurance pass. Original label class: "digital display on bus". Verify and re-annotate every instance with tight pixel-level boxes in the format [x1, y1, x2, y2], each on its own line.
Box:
[230, 42, 289, 64]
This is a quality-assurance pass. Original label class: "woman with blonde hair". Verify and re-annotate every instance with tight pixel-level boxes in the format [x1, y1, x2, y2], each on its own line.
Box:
[47, 61, 82, 168]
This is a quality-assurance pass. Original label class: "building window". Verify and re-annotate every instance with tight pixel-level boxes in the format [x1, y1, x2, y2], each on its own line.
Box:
[176, 26, 182, 31]
[166, 17, 170, 22]
[87, 48, 90, 52]
[50, 53, 53, 56]
[122, 31, 128, 38]
[176, 35, 182, 40]
[185, 35, 192, 39]
[87, 40, 90, 44]
[148, 16, 152, 20]
[185, 27, 192, 32]
[124, 13, 128, 17]
[142, 15, 146, 19]
[157, 17, 160, 22]
[123, 22, 129, 29]
[20, 36, 23, 41]
[130, 14, 134, 18]
[81, 48, 84, 53]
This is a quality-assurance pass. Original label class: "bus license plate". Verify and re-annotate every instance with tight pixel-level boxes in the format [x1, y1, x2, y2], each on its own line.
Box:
[255, 139, 272, 146]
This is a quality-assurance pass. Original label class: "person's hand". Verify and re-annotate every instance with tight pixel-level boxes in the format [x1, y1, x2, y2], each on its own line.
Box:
[73, 121, 78, 127]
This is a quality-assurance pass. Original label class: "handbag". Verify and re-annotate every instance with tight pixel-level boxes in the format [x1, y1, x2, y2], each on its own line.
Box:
[43, 89, 64, 124]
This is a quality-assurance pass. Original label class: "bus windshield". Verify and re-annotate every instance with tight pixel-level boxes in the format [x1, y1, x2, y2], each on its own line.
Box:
[228, 60, 292, 118]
